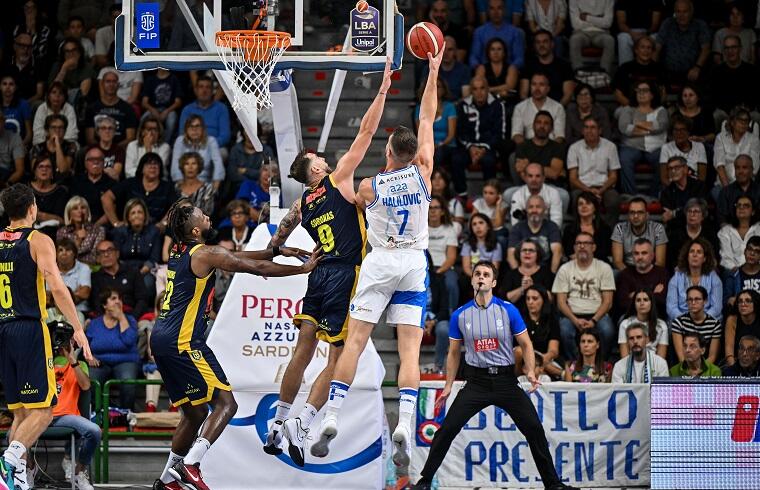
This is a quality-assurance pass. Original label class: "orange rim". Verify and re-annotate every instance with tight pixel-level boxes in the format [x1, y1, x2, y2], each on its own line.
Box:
[215, 30, 291, 61]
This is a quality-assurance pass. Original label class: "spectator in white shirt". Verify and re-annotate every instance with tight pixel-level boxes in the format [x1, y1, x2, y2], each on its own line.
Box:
[611, 323, 669, 383]
[659, 114, 708, 182]
[506, 162, 564, 228]
[714, 107, 760, 189]
[718, 195, 760, 271]
[428, 195, 460, 314]
[568, 0, 615, 74]
[567, 114, 621, 225]
[511, 72, 566, 146]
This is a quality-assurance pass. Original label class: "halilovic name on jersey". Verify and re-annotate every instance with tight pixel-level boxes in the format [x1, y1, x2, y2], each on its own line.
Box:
[0, 227, 46, 322]
[366, 165, 431, 250]
[155, 242, 215, 351]
[449, 297, 526, 368]
[301, 174, 366, 266]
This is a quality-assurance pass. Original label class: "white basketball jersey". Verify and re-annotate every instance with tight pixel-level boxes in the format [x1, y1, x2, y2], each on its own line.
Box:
[366, 165, 430, 250]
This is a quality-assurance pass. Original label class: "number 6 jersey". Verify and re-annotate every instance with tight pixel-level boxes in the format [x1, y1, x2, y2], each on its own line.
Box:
[0, 227, 46, 322]
[301, 174, 366, 267]
[366, 165, 430, 250]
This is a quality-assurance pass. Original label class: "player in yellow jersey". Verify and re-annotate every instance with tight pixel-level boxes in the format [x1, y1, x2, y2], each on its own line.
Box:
[0, 184, 93, 490]
[151, 199, 320, 490]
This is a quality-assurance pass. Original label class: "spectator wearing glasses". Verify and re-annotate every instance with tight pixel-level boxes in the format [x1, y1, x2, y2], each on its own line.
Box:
[32, 81, 79, 145]
[90, 240, 152, 321]
[714, 109, 760, 192]
[724, 239, 760, 307]
[725, 290, 760, 362]
[50, 237, 92, 315]
[68, 146, 116, 226]
[669, 331, 722, 376]
[712, 4, 756, 65]
[665, 198, 718, 272]
[29, 114, 76, 178]
[716, 154, 760, 226]
[552, 231, 616, 360]
[90, 115, 125, 181]
[125, 115, 171, 179]
[30, 156, 69, 238]
[667, 240, 723, 322]
[611, 197, 668, 271]
[2, 32, 45, 103]
[659, 117, 708, 183]
[48, 37, 94, 102]
[217, 200, 255, 251]
[718, 196, 760, 273]
[709, 35, 759, 130]
[723, 334, 760, 377]
[659, 156, 707, 231]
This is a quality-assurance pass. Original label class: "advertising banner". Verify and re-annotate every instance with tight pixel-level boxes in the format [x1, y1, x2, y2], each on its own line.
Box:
[411, 381, 651, 488]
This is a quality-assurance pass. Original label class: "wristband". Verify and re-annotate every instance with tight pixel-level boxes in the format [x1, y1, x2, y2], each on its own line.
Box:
[272, 245, 280, 257]
[379, 92, 387, 95]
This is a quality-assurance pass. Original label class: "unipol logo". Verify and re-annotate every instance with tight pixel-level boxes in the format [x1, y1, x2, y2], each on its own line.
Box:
[731, 395, 760, 443]
[141, 11, 155, 31]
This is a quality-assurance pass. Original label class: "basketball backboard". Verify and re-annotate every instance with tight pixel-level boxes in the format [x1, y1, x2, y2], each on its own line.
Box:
[116, 0, 403, 72]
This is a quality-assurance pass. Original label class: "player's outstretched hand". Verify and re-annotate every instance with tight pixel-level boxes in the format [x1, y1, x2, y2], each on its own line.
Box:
[379, 57, 393, 94]
[280, 247, 312, 261]
[73, 329, 94, 363]
[427, 42, 445, 72]
[301, 248, 324, 273]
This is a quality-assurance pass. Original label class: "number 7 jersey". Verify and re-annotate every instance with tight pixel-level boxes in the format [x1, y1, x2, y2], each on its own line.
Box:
[366, 165, 430, 250]
[301, 174, 367, 266]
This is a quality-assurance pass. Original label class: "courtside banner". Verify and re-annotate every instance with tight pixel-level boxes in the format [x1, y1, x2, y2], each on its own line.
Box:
[205, 224, 387, 488]
[411, 381, 650, 488]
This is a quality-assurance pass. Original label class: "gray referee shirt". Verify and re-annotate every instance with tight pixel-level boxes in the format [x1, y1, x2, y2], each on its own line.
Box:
[449, 297, 527, 368]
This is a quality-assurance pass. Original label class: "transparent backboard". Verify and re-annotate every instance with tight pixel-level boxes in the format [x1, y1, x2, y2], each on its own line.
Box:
[117, 0, 402, 72]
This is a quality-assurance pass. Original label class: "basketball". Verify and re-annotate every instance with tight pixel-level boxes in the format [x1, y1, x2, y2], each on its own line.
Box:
[356, 0, 369, 12]
[405, 22, 444, 59]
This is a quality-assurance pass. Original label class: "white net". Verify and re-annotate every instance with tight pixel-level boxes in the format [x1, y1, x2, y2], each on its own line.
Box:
[215, 31, 291, 110]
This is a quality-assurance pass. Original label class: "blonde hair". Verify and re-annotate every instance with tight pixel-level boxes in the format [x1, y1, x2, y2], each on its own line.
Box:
[64, 195, 91, 226]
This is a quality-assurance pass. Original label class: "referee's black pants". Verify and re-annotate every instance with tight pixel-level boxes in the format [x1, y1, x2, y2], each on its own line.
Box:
[419, 368, 561, 488]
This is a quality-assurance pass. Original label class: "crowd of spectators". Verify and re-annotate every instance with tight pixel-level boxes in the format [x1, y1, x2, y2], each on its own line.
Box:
[415, 0, 760, 381]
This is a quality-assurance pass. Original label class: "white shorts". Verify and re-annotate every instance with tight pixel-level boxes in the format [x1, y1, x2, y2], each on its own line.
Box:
[349, 248, 428, 327]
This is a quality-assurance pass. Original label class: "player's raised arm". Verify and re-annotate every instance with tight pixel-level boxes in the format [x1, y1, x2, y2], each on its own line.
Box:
[193, 244, 321, 278]
[416, 46, 445, 176]
[31, 232, 93, 361]
[267, 199, 303, 247]
[331, 58, 394, 188]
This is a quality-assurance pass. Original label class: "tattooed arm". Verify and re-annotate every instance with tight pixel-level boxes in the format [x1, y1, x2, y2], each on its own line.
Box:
[267, 199, 303, 247]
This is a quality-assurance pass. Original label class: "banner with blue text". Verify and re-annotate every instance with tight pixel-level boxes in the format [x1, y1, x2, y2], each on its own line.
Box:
[411, 381, 650, 488]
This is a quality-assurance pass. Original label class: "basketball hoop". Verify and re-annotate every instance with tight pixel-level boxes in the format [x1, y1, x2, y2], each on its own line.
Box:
[215, 30, 291, 110]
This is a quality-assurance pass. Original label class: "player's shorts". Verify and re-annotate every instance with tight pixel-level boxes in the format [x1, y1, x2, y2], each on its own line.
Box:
[350, 248, 428, 327]
[0, 319, 57, 409]
[153, 343, 231, 407]
[294, 263, 359, 346]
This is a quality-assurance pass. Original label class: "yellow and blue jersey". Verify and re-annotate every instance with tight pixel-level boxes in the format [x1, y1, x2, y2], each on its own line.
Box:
[153, 242, 215, 353]
[0, 227, 47, 323]
[301, 174, 366, 267]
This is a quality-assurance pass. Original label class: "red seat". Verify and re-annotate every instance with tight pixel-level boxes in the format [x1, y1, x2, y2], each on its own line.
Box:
[581, 46, 603, 57]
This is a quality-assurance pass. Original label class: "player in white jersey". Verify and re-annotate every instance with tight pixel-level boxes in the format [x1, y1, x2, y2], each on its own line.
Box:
[313, 47, 444, 469]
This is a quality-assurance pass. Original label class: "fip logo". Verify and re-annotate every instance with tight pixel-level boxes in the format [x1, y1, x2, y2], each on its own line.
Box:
[731, 395, 760, 443]
[229, 394, 382, 473]
[136, 3, 160, 49]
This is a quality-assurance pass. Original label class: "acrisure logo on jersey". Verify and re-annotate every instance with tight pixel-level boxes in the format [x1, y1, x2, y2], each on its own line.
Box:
[136, 3, 160, 49]
[229, 394, 382, 473]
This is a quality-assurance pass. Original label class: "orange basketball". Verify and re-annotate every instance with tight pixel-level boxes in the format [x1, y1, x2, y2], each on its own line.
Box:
[356, 0, 369, 12]
[406, 22, 444, 59]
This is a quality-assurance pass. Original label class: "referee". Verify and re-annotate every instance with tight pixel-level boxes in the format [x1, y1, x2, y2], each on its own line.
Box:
[412, 262, 578, 490]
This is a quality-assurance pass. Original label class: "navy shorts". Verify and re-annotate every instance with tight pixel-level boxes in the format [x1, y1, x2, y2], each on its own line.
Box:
[294, 264, 359, 346]
[0, 319, 57, 409]
[153, 343, 231, 407]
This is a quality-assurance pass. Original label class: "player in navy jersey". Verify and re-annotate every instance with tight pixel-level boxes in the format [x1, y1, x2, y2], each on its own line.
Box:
[412, 262, 578, 490]
[262, 59, 393, 466]
[151, 199, 320, 490]
[0, 184, 93, 490]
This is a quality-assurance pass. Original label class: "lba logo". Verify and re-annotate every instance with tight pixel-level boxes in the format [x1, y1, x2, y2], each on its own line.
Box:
[136, 3, 160, 49]
[731, 395, 760, 442]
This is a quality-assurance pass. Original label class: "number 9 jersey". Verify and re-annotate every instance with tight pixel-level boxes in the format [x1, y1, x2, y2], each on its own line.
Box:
[301, 174, 366, 267]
